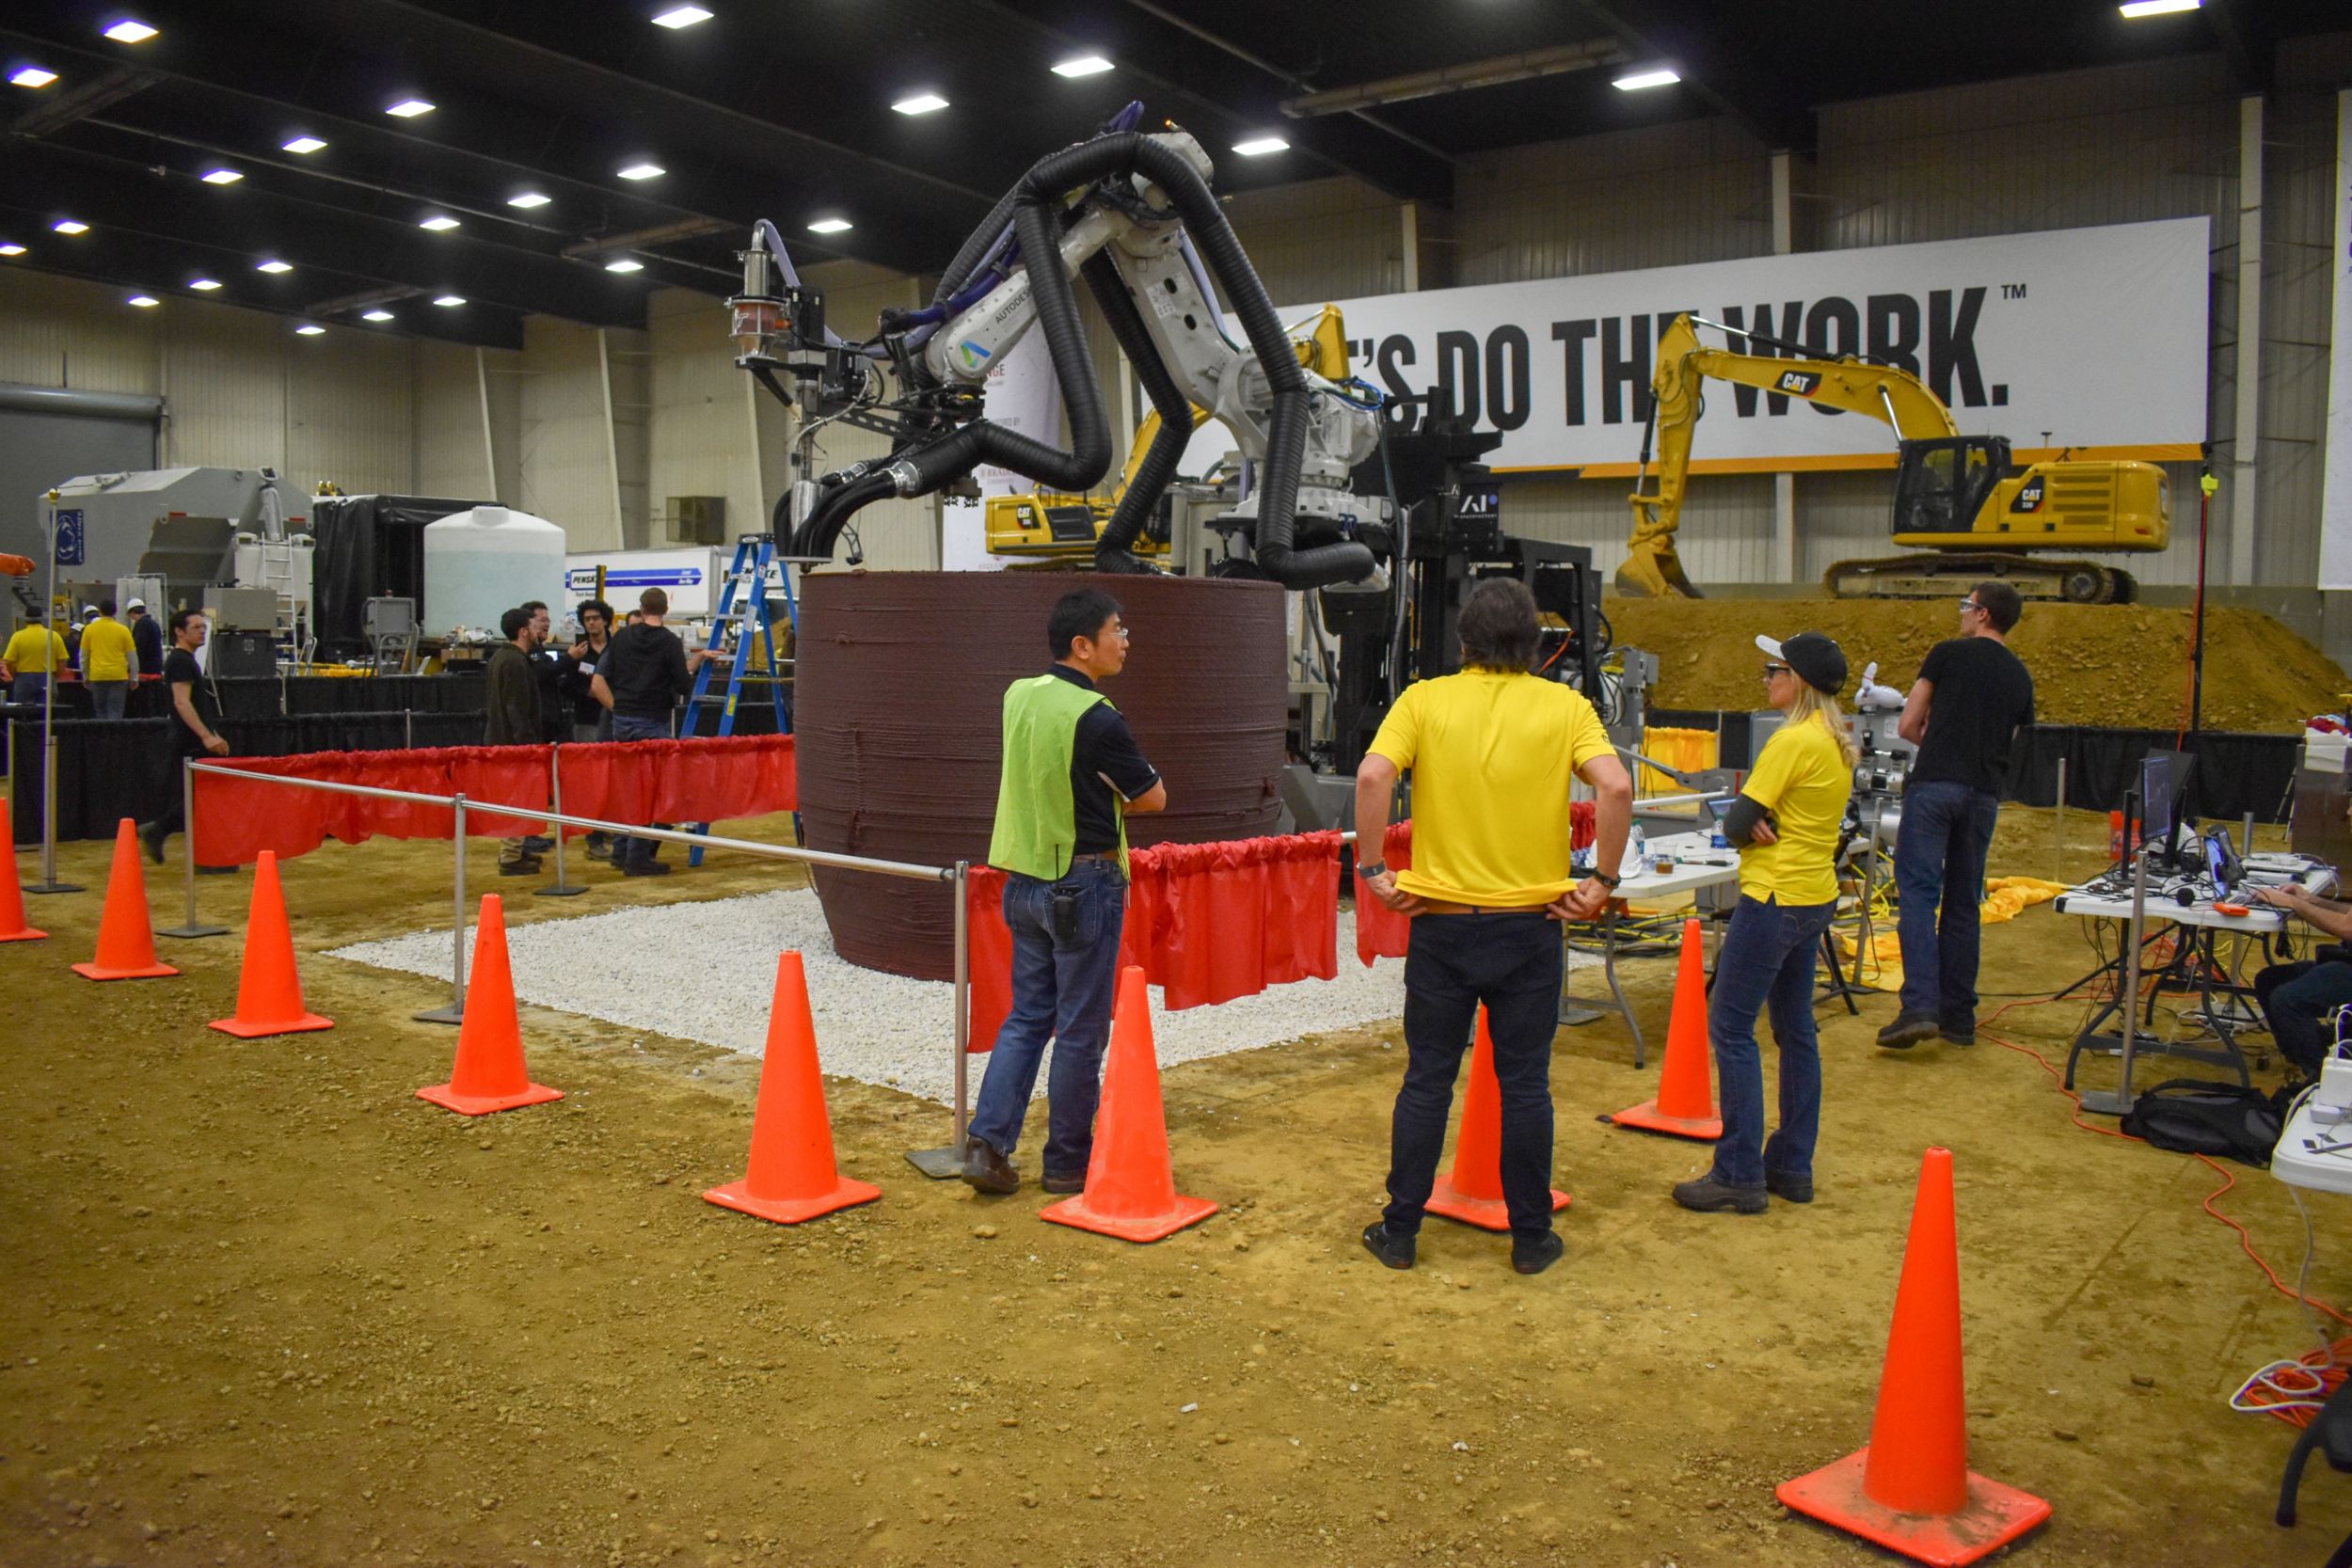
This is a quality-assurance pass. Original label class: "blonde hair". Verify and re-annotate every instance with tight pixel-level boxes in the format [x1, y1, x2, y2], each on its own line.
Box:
[1788, 685, 1859, 768]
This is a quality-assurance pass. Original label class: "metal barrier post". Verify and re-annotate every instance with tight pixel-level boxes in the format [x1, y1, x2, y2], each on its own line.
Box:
[404, 708, 413, 750]
[158, 758, 229, 939]
[536, 742, 585, 898]
[907, 859, 974, 1179]
[415, 793, 469, 1023]
[2053, 756, 2067, 879]
[25, 494, 79, 895]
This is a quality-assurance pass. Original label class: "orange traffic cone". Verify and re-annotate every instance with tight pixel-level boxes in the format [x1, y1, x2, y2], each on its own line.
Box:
[1041, 965, 1216, 1243]
[1610, 916, 1721, 1140]
[1777, 1148, 2051, 1566]
[704, 951, 882, 1225]
[0, 798, 45, 942]
[71, 818, 179, 980]
[417, 895, 563, 1116]
[1425, 1006, 1569, 1231]
[208, 851, 332, 1037]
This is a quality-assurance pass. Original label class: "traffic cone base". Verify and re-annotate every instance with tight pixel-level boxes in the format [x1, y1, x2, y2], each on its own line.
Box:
[1776, 1449, 2051, 1568]
[208, 851, 333, 1037]
[704, 1173, 880, 1226]
[1608, 1099, 1723, 1141]
[1040, 1189, 1216, 1244]
[0, 798, 46, 941]
[416, 1080, 564, 1117]
[75, 820, 177, 980]
[0, 924, 47, 942]
[1425, 1180, 1569, 1233]
[210, 1010, 334, 1039]
[72, 956, 180, 981]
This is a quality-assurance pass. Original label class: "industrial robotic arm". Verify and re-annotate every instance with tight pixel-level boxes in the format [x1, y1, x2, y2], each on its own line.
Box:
[731, 107, 1383, 591]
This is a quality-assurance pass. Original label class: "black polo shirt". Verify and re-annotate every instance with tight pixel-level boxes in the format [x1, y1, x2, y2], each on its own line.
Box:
[1046, 665, 1160, 856]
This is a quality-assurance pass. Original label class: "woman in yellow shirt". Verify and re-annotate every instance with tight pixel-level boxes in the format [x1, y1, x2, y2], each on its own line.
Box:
[1674, 630, 1856, 1215]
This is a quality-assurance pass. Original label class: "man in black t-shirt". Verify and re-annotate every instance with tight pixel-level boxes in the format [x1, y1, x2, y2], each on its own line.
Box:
[1878, 580, 2036, 1051]
[589, 587, 706, 876]
[138, 609, 230, 864]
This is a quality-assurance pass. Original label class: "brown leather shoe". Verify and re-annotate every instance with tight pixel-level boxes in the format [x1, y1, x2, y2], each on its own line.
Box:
[1040, 1171, 1086, 1196]
[960, 1137, 1019, 1196]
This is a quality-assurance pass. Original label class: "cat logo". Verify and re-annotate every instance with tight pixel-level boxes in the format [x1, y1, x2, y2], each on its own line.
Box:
[2009, 476, 2046, 514]
[1775, 370, 1822, 397]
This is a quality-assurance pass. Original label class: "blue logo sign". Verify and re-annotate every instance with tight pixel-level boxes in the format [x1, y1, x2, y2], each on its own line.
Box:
[54, 508, 84, 566]
[564, 566, 705, 591]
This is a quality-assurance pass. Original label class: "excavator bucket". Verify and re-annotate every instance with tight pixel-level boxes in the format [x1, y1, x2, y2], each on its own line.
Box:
[1616, 538, 1702, 598]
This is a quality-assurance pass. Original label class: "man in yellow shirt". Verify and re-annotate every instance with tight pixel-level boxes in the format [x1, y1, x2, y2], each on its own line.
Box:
[77, 599, 138, 720]
[2, 612, 68, 708]
[1354, 578, 1632, 1275]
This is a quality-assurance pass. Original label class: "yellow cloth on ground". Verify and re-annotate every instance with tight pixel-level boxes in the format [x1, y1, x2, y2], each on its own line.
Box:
[1837, 876, 2068, 991]
[1636, 725, 1718, 797]
[1736, 714, 1852, 907]
[1369, 669, 1614, 906]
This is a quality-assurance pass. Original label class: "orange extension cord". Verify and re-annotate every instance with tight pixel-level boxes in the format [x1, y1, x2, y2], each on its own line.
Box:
[1981, 990, 2352, 1428]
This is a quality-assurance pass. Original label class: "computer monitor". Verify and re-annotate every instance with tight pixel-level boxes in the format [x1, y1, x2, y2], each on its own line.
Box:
[2140, 749, 2200, 866]
[2140, 752, 2172, 848]
[2205, 826, 2243, 895]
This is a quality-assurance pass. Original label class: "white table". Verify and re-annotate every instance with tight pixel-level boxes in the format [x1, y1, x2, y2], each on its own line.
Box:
[1559, 831, 1740, 1068]
[2275, 1088, 2352, 1196]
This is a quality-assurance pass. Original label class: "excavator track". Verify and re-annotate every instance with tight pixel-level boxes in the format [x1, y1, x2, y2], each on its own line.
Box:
[1821, 553, 2136, 605]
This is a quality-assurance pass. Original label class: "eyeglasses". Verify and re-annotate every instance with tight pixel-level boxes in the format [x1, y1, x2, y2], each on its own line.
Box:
[1761, 662, 1791, 678]
[1959, 598, 1982, 613]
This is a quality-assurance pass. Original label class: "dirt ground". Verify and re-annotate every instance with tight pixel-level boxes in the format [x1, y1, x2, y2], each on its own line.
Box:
[8, 801, 2352, 1568]
[1607, 596, 2349, 734]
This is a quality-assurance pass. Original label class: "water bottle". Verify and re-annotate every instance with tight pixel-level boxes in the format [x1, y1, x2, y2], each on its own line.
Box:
[1630, 822, 1652, 874]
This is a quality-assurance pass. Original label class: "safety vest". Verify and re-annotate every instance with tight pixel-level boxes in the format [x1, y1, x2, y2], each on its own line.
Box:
[988, 672, 1129, 880]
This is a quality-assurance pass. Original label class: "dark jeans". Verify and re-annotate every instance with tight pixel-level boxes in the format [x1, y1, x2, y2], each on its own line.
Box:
[609, 713, 671, 865]
[1384, 911, 1565, 1242]
[1894, 780, 2001, 1028]
[967, 858, 1129, 1178]
[88, 681, 129, 721]
[1708, 894, 1838, 1189]
[2257, 954, 2352, 1079]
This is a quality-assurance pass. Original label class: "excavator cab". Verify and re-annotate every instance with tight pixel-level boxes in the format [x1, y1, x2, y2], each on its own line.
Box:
[1891, 436, 2010, 540]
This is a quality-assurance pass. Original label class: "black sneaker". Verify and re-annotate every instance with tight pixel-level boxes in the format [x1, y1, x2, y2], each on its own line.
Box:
[1876, 1011, 1939, 1050]
[1673, 1175, 1769, 1214]
[1511, 1231, 1565, 1275]
[960, 1137, 1020, 1196]
[1360, 1222, 1416, 1270]
[1764, 1168, 1815, 1204]
[136, 819, 167, 865]
[499, 857, 543, 878]
[620, 859, 673, 878]
[1939, 1022, 1976, 1048]
[521, 835, 554, 854]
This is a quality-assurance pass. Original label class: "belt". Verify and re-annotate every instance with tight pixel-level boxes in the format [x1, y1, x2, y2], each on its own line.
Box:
[1071, 849, 1120, 863]
[1413, 898, 1552, 916]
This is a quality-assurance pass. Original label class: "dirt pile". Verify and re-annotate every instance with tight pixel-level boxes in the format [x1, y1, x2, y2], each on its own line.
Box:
[1606, 595, 2348, 734]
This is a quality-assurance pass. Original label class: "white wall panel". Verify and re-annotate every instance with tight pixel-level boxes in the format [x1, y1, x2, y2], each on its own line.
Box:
[0, 269, 160, 394]
[282, 327, 411, 502]
[411, 340, 493, 500]
[1222, 176, 1407, 305]
[516, 316, 619, 547]
[646, 287, 760, 544]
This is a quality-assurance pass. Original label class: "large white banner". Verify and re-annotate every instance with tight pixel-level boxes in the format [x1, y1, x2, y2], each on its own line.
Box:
[941, 327, 1065, 571]
[2322, 91, 2352, 589]
[1267, 218, 2209, 478]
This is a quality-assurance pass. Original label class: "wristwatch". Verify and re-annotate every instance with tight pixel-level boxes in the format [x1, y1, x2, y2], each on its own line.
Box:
[1590, 869, 1622, 890]
[1359, 861, 1388, 879]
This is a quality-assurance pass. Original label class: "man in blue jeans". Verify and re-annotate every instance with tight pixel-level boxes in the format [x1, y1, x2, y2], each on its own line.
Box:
[1880, 580, 2036, 1050]
[590, 587, 707, 876]
[962, 590, 1167, 1196]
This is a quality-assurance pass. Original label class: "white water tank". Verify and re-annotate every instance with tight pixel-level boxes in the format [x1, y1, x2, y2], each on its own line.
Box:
[421, 505, 567, 640]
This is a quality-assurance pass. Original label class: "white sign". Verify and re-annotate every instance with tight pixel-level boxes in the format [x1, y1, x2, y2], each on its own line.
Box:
[943, 328, 1066, 571]
[562, 547, 784, 619]
[1282, 218, 2210, 477]
[2322, 91, 2352, 590]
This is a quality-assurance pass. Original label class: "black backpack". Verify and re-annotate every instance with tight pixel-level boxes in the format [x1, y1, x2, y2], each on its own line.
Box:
[2120, 1078, 2289, 1167]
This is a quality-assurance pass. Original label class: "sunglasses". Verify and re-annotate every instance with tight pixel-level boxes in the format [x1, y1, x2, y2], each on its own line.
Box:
[1959, 598, 1982, 613]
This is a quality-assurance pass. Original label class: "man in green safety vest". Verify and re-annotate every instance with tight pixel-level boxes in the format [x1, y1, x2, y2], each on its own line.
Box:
[963, 589, 1168, 1196]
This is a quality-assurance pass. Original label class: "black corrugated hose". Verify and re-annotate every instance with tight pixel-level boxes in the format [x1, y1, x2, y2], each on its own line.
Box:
[1082, 250, 1191, 574]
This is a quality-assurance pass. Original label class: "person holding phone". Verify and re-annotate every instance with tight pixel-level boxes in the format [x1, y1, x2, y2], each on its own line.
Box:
[962, 590, 1168, 1196]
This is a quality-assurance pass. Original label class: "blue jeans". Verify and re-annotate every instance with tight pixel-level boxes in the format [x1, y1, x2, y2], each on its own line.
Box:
[1386, 911, 1564, 1241]
[88, 681, 129, 721]
[1893, 781, 2000, 1028]
[609, 713, 672, 864]
[10, 674, 46, 708]
[1708, 894, 1838, 1188]
[967, 858, 1128, 1178]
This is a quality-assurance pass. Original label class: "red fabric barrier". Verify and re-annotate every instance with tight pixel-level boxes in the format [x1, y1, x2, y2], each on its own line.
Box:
[1354, 821, 1415, 965]
[189, 754, 355, 866]
[450, 747, 553, 838]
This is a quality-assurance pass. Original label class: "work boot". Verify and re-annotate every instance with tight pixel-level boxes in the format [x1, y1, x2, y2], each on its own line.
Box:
[1764, 1167, 1815, 1204]
[521, 835, 553, 854]
[961, 1137, 1019, 1196]
[499, 857, 543, 878]
[1939, 1019, 1977, 1048]
[1040, 1170, 1086, 1196]
[620, 859, 672, 878]
[136, 819, 167, 865]
[1359, 1222, 1416, 1270]
[1511, 1231, 1565, 1275]
[1875, 1011, 1939, 1050]
[1672, 1174, 1768, 1214]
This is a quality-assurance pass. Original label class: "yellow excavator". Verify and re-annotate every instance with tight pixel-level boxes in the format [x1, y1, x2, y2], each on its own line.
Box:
[1620, 313, 2169, 603]
[985, 306, 1353, 562]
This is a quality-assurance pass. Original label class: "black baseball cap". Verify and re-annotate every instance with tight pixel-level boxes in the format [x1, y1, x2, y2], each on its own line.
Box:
[1755, 631, 1849, 695]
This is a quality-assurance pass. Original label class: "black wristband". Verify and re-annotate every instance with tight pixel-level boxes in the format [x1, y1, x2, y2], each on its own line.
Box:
[1591, 869, 1621, 890]
[1359, 861, 1388, 879]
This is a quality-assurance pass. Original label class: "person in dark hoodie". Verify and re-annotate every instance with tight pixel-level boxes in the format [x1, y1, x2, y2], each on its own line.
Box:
[484, 606, 545, 878]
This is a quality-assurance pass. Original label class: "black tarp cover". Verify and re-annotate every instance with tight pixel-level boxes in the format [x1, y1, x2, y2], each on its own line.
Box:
[311, 494, 486, 658]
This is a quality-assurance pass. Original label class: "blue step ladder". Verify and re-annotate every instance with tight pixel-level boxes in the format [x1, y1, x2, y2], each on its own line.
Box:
[680, 533, 795, 867]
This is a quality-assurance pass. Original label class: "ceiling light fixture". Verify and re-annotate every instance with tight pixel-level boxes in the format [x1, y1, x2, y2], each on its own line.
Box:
[2118, 0, 2199, 14]
[188, 278, 221, 292]
[507, 191, 551, 209]
[1612, 67, 1680, 90]
[616, 162, 664, 180]
[385, 98, 434, 118]
[0, 244, 24, 257]
[52, 219, 88, 234]
[294, 324, 325, 336]
[102, 20, 158, 43]
[419, 214, 461, 231]
[1052, 55, 1113, 78]
[1232, 135, 1289, 156]
[605, 258, 644, 273]
[200, 166, 243, 184]
[892, 92, 948, 116]
[433, 294, 466, 307]
[652, 5, 713, 26]
[282, 135, 326, 154]
[805, 216, 852, 234]
[10, 67, 59, 87]
[127, 293, 159, 308]
[256, 260, 293, 274]
[362, 309, 394, 322]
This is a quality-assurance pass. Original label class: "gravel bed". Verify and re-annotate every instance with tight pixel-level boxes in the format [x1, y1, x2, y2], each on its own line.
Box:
[327, 887, 1513, 1106]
